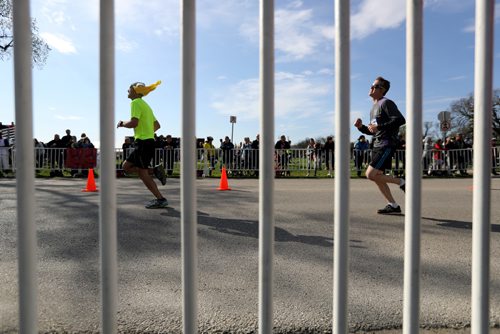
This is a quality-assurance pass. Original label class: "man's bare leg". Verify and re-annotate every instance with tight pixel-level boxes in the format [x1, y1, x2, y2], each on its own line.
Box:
[123, 161, 164, 199]
[366, 166, 402, 204]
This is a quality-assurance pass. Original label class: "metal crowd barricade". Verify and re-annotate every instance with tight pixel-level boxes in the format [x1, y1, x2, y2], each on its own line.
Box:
[9, 146, 488, 177]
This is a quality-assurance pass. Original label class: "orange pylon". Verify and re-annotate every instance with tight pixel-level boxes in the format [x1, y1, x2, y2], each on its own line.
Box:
[82, 168, 98, 192]
[218, 166, 231, 191]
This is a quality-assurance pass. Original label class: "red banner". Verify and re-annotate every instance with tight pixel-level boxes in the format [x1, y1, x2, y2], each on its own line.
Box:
[65, 148, 97, 169]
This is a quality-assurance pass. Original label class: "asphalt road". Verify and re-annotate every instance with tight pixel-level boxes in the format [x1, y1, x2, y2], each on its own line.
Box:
[1, 176, 499, 333]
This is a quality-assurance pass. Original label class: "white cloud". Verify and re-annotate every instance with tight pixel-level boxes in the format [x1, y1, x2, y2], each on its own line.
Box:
[318, 68, 334, 76]
[116, 35, 138, 53]
[40, 33, 77, 54]
[197, 0, 255, 28]
[210, 71, 332, 121]
[351, 0, 406, 40]
[445, 75, 467, 81]
[114, 0, 179, 37]
[463, 22, 475, 33]
[239, 2, 333, 61]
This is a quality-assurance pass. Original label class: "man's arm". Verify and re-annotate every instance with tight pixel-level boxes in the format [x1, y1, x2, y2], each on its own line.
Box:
[377, 100, 405, 132]
[117, 117, 139, 129]
[354, 118, 372, 136]
[154, 120, 161, 132]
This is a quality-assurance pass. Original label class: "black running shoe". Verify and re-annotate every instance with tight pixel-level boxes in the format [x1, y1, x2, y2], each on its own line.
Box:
[377, 204, 402, 214]
[145, 198, 168, 209]
[154, 165, 167, 185]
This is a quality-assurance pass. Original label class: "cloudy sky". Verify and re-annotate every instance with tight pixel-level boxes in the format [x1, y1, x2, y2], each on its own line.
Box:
[1, 0, 499, 147]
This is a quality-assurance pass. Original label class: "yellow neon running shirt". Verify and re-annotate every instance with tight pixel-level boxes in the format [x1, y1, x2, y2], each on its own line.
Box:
[130, 98, 157, 140]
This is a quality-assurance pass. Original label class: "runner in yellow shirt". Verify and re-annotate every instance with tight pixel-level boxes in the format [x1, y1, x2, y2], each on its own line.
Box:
[117, 81, 168, 209]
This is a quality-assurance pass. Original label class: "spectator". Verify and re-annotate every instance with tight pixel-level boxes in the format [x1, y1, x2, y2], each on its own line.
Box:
[0, 132, 10, 176]
[323, 136, 335, 177]
[251, 134, 260, 176]
[306, 138, 320, 177]
[34, 138, 45, 168]
[46, 134, 65, 176]
[220, 136, 235, 170]
[274, 135, 291, 175]
[448, 133, 470, 176]
[77, 133, 88, 147]
[61, 129, 73, 148]
[394, 134, 406, 177]
[163, 135, 177, 176]
[354, 135, 369, 177]
[241, 137, 252, 170]
[429, 138, 446, 176]
[80, 136, 94, 148]
[202, 136, 216, 177]
[492, 138, 498, 176]
[122, 137, 133, 158]
[421, 136, 433, 174]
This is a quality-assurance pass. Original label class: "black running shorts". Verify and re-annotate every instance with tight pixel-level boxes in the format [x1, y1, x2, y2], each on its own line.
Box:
[369, 146, 396, 172]
[126, 138, 155, 169]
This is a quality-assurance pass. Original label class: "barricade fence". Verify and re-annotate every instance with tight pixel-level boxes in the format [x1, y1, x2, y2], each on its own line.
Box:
[9, 146, 500, 176]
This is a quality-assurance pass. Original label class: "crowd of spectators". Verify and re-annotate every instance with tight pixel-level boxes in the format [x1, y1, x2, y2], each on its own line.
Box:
[1, 121, 499, 178]
[33, 129, 96, 177]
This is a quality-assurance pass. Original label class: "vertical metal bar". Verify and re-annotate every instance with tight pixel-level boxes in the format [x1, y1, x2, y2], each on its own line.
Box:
[12, 0, 37, 332]
[333, 0, 350, 333]
[403, 1, 423, 333]
[181, 1, 198, 333]
[259, 0, 274, 333]
[99, 0, 117, 333]
[471, 0, 494, 332]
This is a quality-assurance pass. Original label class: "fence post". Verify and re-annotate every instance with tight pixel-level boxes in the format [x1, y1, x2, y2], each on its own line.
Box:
[333, 0, 350, 333]
[259, 1, 275, 333]
[181, 1, 198, 333]
[13, 0, 37, 332]
[403, 0, 423, 333]
[471, 0, 494, 332]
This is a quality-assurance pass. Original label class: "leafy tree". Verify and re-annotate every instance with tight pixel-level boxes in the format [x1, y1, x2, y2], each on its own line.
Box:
[292, 135, 334, 148]
[449, 89, 500, 139]
[423, 121, 434, 138]
[0, 0, 50, 68]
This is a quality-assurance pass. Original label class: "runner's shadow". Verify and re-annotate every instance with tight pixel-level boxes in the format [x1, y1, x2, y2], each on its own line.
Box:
[162, 209, 337, 248]
[423, 217, 500, 233]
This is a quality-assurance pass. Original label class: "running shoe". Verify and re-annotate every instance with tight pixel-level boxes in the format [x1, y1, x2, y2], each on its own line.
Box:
[399, 178, 405, 192]
[145, 198, 169, 209]
[377, 204, 401, 214]
[154, 165, 167, 185]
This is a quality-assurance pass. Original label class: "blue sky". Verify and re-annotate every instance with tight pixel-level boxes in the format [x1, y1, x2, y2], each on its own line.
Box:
[1, 0, 499, 148]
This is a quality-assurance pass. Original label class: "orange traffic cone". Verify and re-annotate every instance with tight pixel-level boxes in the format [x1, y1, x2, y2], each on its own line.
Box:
[218, 166, 231, 191]
[82, 168, 98, 192]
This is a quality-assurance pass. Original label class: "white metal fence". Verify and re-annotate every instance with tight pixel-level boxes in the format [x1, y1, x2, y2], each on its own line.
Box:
[8, 147, 498, 176]
[10, 0, 495, 333]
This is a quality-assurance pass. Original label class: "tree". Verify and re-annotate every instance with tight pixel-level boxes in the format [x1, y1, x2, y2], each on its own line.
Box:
[0, 0, 50, 68]
[449, 89, 500, 139]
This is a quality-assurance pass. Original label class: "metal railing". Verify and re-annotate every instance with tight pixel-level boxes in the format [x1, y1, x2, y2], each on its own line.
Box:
[8, 146, 499, 176]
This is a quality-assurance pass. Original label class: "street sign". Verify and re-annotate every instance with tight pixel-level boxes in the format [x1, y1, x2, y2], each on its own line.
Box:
[230, 116, 237, 123]
[440, 120, 451, 132]
[438, 111, 451, 122]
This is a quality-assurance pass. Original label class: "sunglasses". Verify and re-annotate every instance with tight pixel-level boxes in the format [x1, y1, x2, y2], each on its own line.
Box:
[371, 84, 384, 90]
